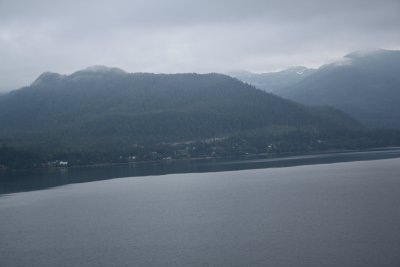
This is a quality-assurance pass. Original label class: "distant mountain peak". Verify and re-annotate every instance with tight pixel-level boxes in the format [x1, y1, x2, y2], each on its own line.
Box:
[228, 66, 316, 92]
[227, 70, 253, 75]
[79, 65, 127, 74]
[285, 66, 311, 75]
[30, 66, 129, 87]
[345, 48, 387, 59]
[32, 71, 65, 86]
[84, 65, 127, 73]
[36, 71, 61, 78]
[278, 48, 400, 129]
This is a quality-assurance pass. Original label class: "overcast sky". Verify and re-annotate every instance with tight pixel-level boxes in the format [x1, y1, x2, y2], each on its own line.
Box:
[0, 0, 399, 91]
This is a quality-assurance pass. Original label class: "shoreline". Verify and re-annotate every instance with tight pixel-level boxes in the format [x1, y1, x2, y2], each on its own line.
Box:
[2, 146, 400, 174]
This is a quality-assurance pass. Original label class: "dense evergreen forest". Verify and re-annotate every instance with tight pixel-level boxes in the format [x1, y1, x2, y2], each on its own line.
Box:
[0, 67, 399, 170]
[276, 50, 400, 129]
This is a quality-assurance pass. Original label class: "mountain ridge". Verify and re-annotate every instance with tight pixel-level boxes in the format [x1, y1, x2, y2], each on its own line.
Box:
[277, 49, 400, 129]
[228, 66, 316, 93]
[0, 68, 359, 144]
[1, 66, 399, 169]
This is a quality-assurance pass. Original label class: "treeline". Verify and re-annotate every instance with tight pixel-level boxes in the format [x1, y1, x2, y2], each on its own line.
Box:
[0, 145, 45, 170]
[0, 72, 360, 143]
[2, 128, 399, 170]
[0, 69, 395, 170]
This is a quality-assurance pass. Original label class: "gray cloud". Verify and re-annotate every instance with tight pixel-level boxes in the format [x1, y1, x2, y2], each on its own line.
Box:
[0, 0, 399, 91]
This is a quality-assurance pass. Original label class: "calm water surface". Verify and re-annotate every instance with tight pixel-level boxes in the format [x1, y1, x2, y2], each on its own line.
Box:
[1, 150, 400, 266]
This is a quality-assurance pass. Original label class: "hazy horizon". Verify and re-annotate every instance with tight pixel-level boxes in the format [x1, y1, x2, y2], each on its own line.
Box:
[1, 0, 400, 92]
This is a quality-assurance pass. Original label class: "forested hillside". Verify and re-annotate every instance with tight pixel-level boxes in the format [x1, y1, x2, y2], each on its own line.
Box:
[0, 66, 397, 169]
[278, 50, 400, 129]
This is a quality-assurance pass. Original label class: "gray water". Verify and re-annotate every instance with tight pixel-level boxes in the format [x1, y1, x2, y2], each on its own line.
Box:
[1, 155, 400, 266]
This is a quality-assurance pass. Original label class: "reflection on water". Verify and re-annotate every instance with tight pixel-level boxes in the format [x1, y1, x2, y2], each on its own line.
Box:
[1, 147, 400, 195]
